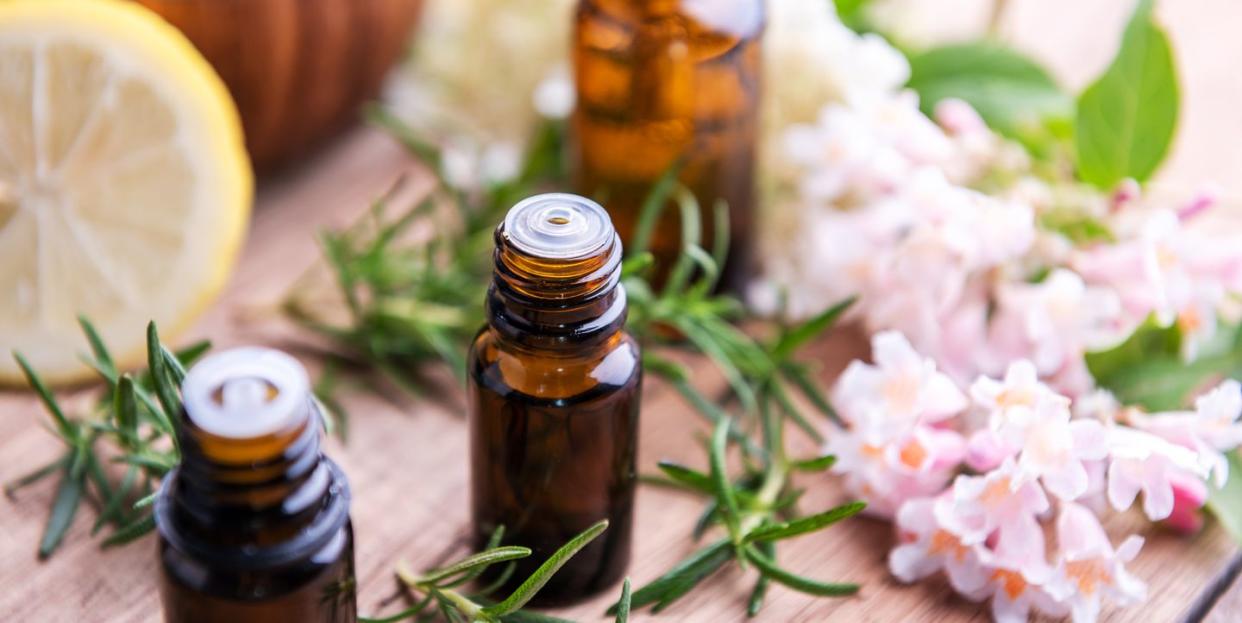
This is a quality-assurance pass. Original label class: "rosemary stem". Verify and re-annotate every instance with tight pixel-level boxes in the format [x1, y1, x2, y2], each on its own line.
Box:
[741, 461, 789, 535]
[433, 588, 485, 619]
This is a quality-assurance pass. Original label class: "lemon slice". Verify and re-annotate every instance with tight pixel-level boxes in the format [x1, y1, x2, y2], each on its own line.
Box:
[0, 0, 252, 386]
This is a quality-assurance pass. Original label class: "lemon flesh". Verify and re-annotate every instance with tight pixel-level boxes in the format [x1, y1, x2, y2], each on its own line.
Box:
[0, 0, 252, 385]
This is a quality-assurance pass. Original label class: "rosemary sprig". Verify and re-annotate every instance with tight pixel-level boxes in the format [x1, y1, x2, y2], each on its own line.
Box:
[290, 113, 865, 616]
[8, 320, 201, 557]
[362, 521, 609, 623]
[284, 109, 567, 406]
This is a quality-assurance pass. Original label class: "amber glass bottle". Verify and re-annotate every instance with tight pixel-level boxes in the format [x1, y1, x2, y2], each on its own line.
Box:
[468, 193, 641, 605]
[571, 0, 763, 287]
[155, 348, 356, 623]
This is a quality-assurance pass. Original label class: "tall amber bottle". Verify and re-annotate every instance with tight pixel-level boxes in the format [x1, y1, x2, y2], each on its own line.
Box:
[468, 193, 641, 605]
[571, 0, 763, 287]
[155, 347, 356, 623]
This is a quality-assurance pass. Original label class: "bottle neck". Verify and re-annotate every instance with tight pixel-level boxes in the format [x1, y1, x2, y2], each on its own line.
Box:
[156, 399, 350, 569]
[487, 225, 628, 351]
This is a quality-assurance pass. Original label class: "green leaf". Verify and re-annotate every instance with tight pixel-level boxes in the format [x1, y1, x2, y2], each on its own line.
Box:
[161, 345, 189, 384]
[709, 419, 741, 537]
[146, 322, 182, 440]
[746, 502, 866, 542]
[92, 465, 138, 535]
[367, 105, 444, 177]
[482, 520, 609, 616]
[782, 363, 843, 426]
[834, 0, 873, 31]
[4, 455, 69, 498]
[419, 547, 532, 584]
[1086, 315, 1181, 385]
[657, 461, 714, 494]
[498, 612, 576, 623]
[745, 546, 859, 596]
[791, 454, 838, 472]
[113, 374, 140, 447]
[101, 512, 156, 547]
[906, 42, 1070, 141]
[614, 578, 632, 623]
[768, 380, 823, 444]
[39, 468, 83, 558]
[13, 352, 74, 440]
[1207, 451, 1242, 544]
[174, 340, 212, 367]
[1038, 210, 1116, 244]
[608, 539, 732, 614]
[692, 499, 721, 541]
[630, 160, 684, 257]
[1082, 315, 1228, 411]
[1075, 0, 1179, 187]
[132, 491, 158, 510]
[359, 603, 431, 623]
[747, 541, 775, 617]
[78, 316, 115, 378]
[772, 297, 855, 360]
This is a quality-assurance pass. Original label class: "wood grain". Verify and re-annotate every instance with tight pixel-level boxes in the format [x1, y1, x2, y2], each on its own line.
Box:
[0, 126, 1237, 622]
[135, 0, 424, 171]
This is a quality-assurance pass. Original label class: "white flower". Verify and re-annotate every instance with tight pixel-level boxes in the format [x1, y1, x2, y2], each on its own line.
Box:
[1073, 209, 1242, 360]
[532, 64, 574, 119]
[1135, 379, 1242, 487]
[966, 517, 1066, 623]
[440, 140, 522, 189]
[763, 0, 908, 130]
[970, 360, 1071, 444]
[889, 496, 989, 593]
[1047, 502, 1147, 623]
[1106, 427, 1210, 520]
[992, 269, 1127, 377]
[828, 424, 966, 518]
[833, 331, 968, 437]
[1021, 408, 1109, 501]
[935, 459, 1050, 547]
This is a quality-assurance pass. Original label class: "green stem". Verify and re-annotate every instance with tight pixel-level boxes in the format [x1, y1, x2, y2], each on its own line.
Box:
[740, 461, 788, 535]
[433, 588, 485, 620]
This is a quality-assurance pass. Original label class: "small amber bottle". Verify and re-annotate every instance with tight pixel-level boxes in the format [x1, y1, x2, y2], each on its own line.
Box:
[155, 347, 357, 623]
[468, 193, 641, 605]
[571, 0, 764, 287]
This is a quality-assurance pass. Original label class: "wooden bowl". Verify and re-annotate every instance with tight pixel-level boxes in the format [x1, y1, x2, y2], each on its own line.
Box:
[137, 0, 424, 172]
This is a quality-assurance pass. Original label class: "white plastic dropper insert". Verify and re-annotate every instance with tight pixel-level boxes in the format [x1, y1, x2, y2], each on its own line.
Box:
[503, 193, 614, 260]
[181, 347, 311, 439]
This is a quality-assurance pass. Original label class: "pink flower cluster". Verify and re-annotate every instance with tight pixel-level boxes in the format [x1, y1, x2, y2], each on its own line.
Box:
[829, 332, 1242, 622]
[756, 93, 1242, 397]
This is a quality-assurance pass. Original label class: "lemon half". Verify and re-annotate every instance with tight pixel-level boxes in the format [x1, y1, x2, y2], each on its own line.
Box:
[0, 0, 252, 385]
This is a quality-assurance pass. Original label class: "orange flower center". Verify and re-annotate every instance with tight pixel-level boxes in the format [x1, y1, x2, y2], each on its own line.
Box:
[898, 438, 928, 469]
[981, 476, 1012, 506]
[1064, 558, 1111, 596]
[991, 569, 1028, 600]
[996, 388, 1034, 408]
[928, 530, 969, 562]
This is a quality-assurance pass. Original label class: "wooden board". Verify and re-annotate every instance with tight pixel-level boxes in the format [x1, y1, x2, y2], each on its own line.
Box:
[0, 126, 1238, 622]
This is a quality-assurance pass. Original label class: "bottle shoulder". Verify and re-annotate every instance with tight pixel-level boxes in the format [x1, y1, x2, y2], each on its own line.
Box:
[469, 328, 640, 400]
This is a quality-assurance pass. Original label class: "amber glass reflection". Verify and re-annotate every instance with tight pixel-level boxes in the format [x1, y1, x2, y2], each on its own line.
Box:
[468, 209, 640, 605]
[571, 0, 763, 287]
[156, 383, 355, 622]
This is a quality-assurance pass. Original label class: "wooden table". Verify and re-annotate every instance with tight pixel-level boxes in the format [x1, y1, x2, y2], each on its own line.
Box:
[6, 1, 1242, 618]
[0, 125, 1239, 622]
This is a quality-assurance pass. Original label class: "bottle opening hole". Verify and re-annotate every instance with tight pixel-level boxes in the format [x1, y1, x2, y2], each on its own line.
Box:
[210, 377, 279, 411]
[547, 215, 570, 225]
